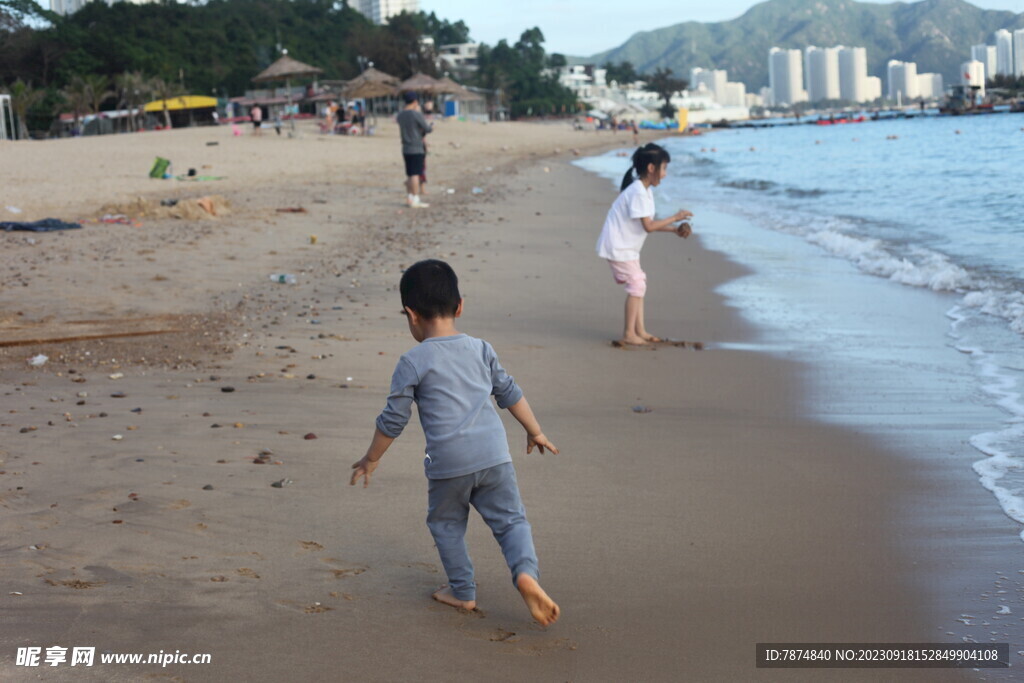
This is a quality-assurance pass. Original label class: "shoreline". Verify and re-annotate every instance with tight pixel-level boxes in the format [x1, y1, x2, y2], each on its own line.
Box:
[0, 121, 981, 680]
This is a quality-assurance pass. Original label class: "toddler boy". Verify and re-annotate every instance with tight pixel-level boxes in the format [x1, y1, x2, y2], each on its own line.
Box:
[350, 260, 560, 626]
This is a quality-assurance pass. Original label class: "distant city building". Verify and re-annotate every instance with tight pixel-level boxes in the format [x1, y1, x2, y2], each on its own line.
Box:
[838, 47, 868, 103]
[962, 60, 986, 97]
[353, 0, 418, 25]
[971, 44, 998, 82]
[805, 46, 840, 102]
[689, 68, 728, 103]
[51, 0, 161, 14]
[916, 73, 943, 99]
[768, 47, 806, 106]
[995, 29, 1013, 76]
[759, 86, 773, 107]
[1014, 30, 1024, 78]
[864, 76, 882, 102]
[722, 81, 747, 108]
[438, 43, 479, 73]
[887, 60, 919, 101]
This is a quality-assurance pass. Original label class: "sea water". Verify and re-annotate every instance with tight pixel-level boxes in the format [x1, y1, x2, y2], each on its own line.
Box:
[575, 114, 1024, 549]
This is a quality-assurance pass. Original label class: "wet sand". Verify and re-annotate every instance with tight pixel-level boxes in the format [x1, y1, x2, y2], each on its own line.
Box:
[0, 121, 975, 680]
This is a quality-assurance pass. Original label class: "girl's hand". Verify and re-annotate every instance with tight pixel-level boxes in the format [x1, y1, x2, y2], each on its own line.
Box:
[675, 209, 693, 221]
[527, 433, 559, 455]
[350, 456, 379, 488]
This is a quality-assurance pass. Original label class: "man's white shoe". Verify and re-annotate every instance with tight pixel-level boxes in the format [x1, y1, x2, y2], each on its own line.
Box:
[412, 196, 430, 208]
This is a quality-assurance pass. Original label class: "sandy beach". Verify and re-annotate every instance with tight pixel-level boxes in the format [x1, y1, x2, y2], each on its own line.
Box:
[0, 120, 981, 680]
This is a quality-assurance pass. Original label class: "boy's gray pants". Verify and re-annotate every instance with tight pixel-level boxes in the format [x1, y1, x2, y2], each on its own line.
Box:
[426, 462, 539, 602]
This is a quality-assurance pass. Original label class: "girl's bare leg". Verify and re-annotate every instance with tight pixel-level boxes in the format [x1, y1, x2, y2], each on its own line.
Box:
[634, 297, 661, 342]
[621, 295, 647, 345]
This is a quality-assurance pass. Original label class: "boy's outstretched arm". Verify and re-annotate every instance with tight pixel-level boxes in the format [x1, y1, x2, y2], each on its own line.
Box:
[350, 428, 396, 488]
[507, 397, 559, 455]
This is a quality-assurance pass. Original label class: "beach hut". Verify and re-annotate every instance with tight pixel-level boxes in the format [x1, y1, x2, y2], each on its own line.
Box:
[252, 51, 324, 131]
[143, 95, 218, 128]
[341, 67, 401, 124]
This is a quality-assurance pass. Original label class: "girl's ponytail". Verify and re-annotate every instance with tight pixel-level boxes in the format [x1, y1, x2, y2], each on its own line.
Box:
[619, 168, 636, 192]
[620, 143, 671, 192]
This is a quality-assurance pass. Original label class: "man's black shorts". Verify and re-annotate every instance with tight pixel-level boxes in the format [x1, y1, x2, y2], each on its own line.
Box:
[403, 153, 425, 177]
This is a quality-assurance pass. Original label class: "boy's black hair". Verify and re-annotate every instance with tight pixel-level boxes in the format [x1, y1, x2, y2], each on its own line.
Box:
[620, 143, 671, 191]
[400, 259, 461, 319]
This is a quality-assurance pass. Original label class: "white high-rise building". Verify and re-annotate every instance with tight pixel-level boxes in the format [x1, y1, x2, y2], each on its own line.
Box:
[722, 81, 747, 107]
[916, 73, 943, 99]
[1014, 30, 1024, 78]
[689, 68, 728, 102]
[971, 44, 997, 82]
[838, 46, 868, 103]
[962, 60, 986, 97]
[887, 60, 919, 101]
[864, 76, 882, 102]
[995, 29, 1014, 76]
[768, 47, 805, 106]
[353, 0, 419, 25]
[805, 46, 840, 102]
[51, 0, 160, 14]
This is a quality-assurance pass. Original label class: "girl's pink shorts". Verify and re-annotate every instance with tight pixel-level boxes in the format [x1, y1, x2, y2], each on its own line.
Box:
[607, 259, 647, 297]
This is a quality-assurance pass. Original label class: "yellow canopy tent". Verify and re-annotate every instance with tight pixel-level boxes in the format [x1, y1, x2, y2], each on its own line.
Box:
[143, 96, 218, 113]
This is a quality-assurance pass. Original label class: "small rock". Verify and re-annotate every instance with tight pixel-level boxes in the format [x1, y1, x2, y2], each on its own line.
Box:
[271, 478, 293, 488]
[202, 484, 214, 491]
[304, 433, 317, 440]
[112, 434, 123, 441]
[110, 392, 126, 399]
[221, 387, 235, 393]
[632, 406, 653, 413]
[306, 374, 316, 380]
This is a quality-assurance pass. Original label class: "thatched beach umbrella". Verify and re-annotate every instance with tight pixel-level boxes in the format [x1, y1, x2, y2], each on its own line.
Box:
[436, 77, 482, 100]
[251, 51, 323, 131]
[341, 67, 400, 99]
[399, 72, 442, 94]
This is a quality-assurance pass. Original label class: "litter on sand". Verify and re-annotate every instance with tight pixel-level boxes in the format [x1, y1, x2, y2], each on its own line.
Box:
[2, 219, 81, 232]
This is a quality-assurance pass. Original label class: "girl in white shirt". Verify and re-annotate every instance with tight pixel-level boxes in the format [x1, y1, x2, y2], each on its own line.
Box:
[596, 143, 693, 345]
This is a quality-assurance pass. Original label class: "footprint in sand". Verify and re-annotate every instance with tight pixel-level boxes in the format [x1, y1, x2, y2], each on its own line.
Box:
[320, 558, 367, 578]
[298, 540, 323, 552]
[274, 599, 335, 614]
[236, 568, 260, 579]
[168, 499, 192, 510]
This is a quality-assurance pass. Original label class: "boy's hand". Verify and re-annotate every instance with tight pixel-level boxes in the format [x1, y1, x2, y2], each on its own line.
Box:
[350, 456, 379, 488]
[527, 433, 559, 455]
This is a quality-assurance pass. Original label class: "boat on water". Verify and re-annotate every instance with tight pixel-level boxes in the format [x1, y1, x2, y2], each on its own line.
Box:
[814, 115, 866, 126]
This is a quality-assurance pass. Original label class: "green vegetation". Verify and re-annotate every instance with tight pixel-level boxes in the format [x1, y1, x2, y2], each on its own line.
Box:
[475, 28, 578, 117]
[0, 0, 579, 134]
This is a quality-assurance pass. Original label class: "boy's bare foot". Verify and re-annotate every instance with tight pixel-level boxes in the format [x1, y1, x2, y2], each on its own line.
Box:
[516, 574, 559, 626]
[432, 584, 476, 611]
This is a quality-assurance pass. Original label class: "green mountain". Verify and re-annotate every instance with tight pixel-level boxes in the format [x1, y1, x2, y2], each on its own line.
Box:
[586, 0, 1024, 90]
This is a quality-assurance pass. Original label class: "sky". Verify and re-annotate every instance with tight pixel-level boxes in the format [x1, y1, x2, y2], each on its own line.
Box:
[421, 0, 1024, 56]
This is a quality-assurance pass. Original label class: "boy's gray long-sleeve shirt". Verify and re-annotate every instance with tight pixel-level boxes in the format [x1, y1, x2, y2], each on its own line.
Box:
[375, 334, 523, 479]
[396, 109, 432, 155]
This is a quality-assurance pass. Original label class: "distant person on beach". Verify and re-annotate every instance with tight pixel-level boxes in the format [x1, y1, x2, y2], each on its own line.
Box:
[350, 259, 561, 627]
[250, 104, 262, 136]
[396, 91, 432, 208]
[631, 119, 639, 145]
[596, 143, 693, 346]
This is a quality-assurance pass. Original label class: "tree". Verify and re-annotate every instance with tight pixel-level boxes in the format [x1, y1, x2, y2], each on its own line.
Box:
[4, 79, 43, 138]
[645, 67, 687, 119]
[603, 61, 639, 86]
[82, 73, 113, 116]
[59, 75, 90, 131]
[148, 76, 182, 129]
[115, 70, 148, 131]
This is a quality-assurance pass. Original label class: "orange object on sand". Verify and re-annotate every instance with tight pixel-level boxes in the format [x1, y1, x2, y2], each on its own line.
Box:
[196, 197, 217, 216]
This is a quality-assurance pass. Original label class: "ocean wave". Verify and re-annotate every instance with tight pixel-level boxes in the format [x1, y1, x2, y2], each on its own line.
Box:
[720, 179, 776, 191]
[961, 290, 1024, 335]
